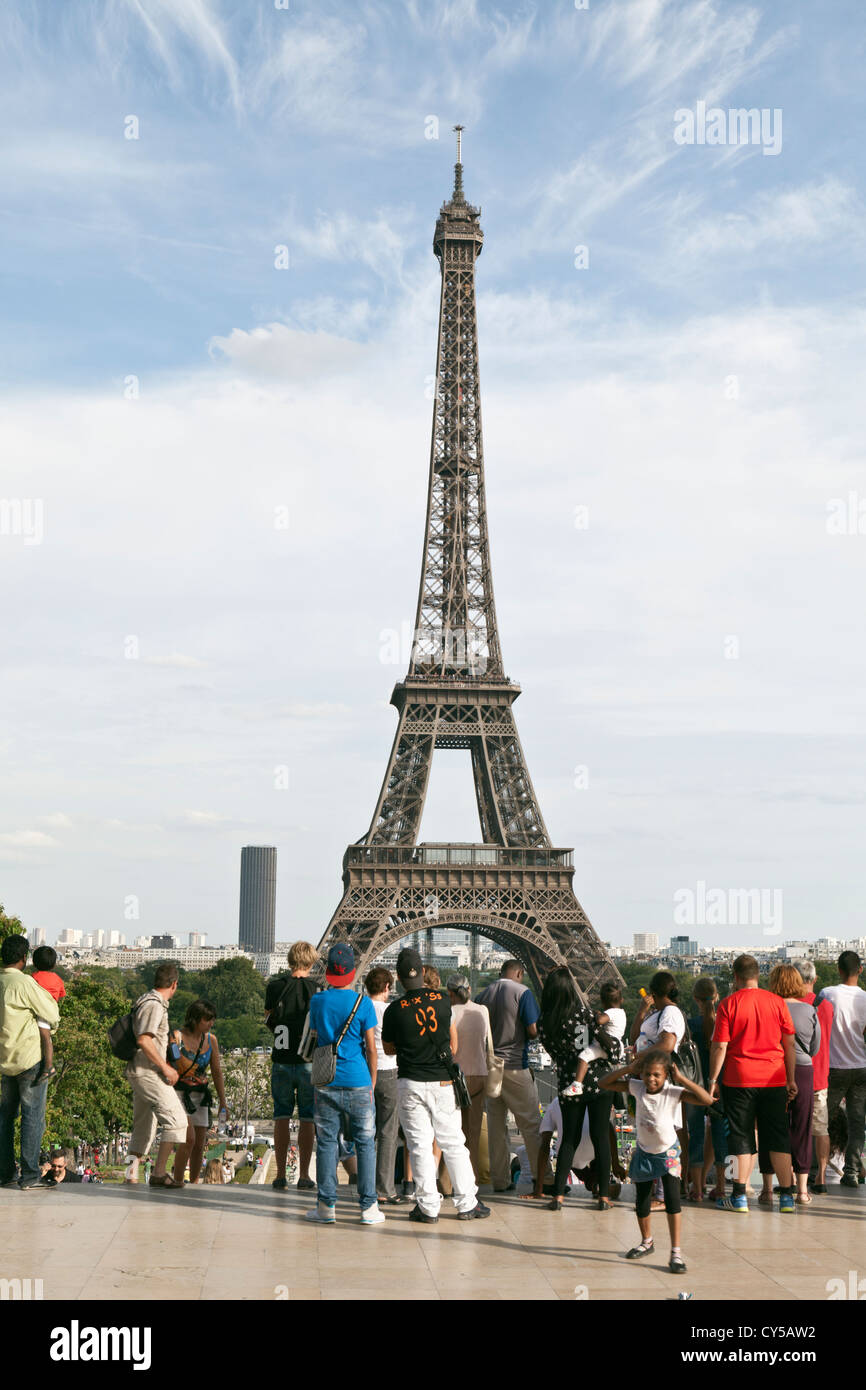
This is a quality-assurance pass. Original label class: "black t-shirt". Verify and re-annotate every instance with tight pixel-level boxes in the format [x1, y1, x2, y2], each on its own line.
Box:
[265, 974, 318, 1065]
[381, 988, 453, 1082]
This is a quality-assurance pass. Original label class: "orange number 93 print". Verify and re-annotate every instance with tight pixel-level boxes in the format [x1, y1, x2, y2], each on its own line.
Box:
[414, 1006, 438, 1036]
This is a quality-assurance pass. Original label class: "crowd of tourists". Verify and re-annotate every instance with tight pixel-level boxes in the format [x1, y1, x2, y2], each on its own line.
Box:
[1, 928, 864, 1275]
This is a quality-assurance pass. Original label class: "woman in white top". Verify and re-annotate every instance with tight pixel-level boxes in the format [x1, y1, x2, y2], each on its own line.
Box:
[630, 972, 688, 1201]
[364, 967, 402, 1204]
[446, 974, 495, 1182]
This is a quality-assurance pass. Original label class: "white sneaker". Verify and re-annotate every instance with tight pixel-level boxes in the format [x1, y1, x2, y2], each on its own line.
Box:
[561, 1081, 584, 1098]
[360, 1202, 386, 1225]
[304, 1201, 336, 1224]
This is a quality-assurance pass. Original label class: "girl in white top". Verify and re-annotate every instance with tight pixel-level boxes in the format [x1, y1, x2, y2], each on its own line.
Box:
[602, 1049, 714, 1275]
[564, 982, 627, 1097]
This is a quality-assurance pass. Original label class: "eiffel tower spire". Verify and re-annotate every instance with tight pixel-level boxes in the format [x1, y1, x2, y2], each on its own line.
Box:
[315, 137, 622, 1001]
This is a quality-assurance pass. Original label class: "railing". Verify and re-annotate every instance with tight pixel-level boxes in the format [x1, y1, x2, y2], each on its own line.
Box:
[344, 843, 573, 869]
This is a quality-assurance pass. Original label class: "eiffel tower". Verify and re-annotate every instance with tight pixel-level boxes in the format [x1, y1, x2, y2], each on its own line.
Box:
[316, 131, 622, 1002]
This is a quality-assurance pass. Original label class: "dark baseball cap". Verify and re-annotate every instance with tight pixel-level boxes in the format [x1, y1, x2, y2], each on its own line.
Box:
[396, 948, 424, 988]
[326, 941, 355, 985]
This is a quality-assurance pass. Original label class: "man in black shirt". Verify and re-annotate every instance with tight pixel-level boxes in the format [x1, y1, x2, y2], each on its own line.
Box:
[381, 948, 490, 1224]
[265, 941, 320, 1190]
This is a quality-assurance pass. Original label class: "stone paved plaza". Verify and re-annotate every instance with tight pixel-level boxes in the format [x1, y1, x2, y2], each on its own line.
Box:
[2, 1181, 863, 1302]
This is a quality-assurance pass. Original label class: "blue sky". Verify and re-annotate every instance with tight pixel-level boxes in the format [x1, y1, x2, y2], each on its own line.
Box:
[1, 0, 865, 951]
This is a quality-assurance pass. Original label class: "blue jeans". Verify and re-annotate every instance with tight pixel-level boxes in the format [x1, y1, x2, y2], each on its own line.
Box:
[313, 1086, 377, 1210]
[687, 1101, 728, 1169]
[0, 1062, 49, 1185]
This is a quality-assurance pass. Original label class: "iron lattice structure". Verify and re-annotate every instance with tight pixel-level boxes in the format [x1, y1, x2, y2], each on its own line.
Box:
[316, 134, 622, 1002]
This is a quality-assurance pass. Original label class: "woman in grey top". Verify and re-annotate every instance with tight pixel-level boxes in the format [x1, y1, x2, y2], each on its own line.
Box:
[759, 965, 821, 1205]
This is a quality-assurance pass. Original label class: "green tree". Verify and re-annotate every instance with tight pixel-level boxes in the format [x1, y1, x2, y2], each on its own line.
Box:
[217, 1014, 270, 1050]
[0, 903, 25, 947]
[45, 974, 133, 1147]
[197, 958, 266, 1019]
[222, 1053, 272, 1120]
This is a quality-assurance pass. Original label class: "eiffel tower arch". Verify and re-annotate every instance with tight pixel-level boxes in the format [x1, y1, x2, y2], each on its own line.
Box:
[316, 131, 623, 1004]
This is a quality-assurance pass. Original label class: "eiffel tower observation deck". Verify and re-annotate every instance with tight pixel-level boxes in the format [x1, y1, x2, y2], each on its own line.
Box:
[318, 131, 622, 1001]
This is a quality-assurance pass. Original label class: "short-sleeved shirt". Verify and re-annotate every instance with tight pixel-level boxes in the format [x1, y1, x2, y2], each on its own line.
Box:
[629, 1078, 685, 1154]
[815, 984, 866, 1071]
[712, 987, 794, 1087]
[539, 1097, 594, 1174]
[31, 971, 66, 1003]
[128, 990, 171, 1077]
[0, 968, 61, 1075]
[637, 1004, 686, 1054]
[381, 988, 453, 1082]
[451, 1000, 491, 1076]
[265, 974, 318, 1065]
[802, 992, 834, 1090]
[371, 998, 397, 1071]
[307, 988, 376, 1089]
[475, 978, 540, 1069]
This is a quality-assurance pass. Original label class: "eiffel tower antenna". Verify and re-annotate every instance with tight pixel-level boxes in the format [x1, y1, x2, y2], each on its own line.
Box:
[316, 139, 622, 1001]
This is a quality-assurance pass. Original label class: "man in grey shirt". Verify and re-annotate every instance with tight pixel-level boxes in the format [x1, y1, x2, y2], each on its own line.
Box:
[125, 961, 189, 1187]
[476, 961, 545, 1192]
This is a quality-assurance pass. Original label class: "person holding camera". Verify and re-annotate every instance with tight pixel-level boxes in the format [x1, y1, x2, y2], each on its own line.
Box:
[381, 948, 489, 1224]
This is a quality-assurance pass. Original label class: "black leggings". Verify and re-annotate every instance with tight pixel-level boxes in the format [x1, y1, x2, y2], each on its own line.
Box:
[635, 1173, 681, 1219]
[554, 1093, 613, 1198]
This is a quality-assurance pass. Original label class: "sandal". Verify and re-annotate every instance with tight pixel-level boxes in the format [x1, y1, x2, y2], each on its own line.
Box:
[545, 1197, 563, 1211]
[757, 1191, 773, 1207]
[149, 1174, 183, 1188]
[795, 1193, 813, 1205]
[596, 1197, 611, 1211]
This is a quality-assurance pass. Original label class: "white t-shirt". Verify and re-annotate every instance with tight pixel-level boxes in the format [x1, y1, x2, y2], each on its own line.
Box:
[817, 985, 866, 1070]
[629, 1078, 685, 1155]
[600, 1006, 627, 1042]
[636, 1004, 685, 1054]
[371, 998, 397, 1071]
[539, 1097, 595, 1174]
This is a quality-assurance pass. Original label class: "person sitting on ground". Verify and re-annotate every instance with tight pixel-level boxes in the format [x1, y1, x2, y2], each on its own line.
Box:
[564, 982, 627, 1098]
[169, 999, 227, 1186]
[46, 1148, 83, 1184]
[534, 1095, 626, 1200]
[29, 946, 66, 1085]
[602, 1049, 714, 1274]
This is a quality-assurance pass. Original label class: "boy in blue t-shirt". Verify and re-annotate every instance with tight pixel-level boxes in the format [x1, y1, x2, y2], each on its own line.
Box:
[305, 943, 382, 1225]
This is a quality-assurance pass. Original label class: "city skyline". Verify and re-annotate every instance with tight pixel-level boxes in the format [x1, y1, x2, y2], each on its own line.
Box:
[2, 1, 864, 953]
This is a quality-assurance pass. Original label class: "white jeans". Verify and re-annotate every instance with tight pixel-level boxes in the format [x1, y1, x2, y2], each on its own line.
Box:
[398, 1078, 478, 1216]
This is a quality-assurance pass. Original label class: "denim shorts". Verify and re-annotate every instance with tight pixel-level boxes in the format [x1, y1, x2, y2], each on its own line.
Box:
[271, 1061, 314, 1121]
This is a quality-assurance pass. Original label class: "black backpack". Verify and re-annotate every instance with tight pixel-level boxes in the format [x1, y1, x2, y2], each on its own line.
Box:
[107, 1001, 141, 1061]
[268, 975, 312, 1034]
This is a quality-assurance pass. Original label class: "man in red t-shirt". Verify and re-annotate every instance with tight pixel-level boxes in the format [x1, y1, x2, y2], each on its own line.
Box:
[707, 955, 797, 1213]
[795, 958, 834, 1192]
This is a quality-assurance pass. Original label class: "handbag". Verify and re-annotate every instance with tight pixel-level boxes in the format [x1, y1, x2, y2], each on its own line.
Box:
[310, 993, 363, 1088]
[485, 1054, 504, 1099]
[435, 1046, 472, 1110]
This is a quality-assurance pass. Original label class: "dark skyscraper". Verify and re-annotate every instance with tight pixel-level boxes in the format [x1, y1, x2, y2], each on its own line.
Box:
[239, 846, 276, 954]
